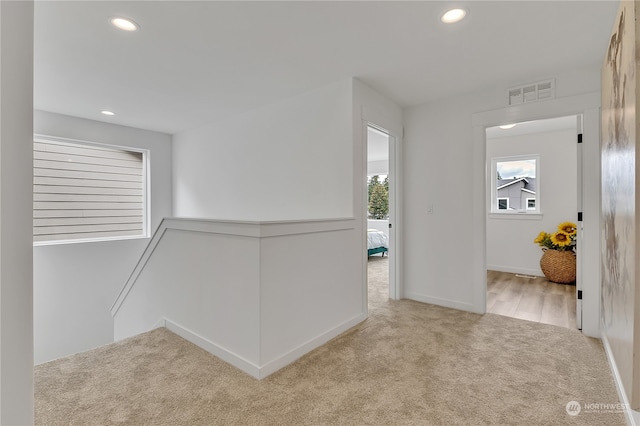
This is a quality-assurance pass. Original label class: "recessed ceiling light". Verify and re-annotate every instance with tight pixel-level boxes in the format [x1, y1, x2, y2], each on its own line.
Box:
[499, 124, 517, 130]
[110, 17, 139, 32]
[441, 8, 467, 24]
[101, 110, 116, 116]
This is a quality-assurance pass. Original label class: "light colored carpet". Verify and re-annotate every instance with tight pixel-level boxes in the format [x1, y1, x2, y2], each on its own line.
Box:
[35, 258, 625, 425]
[367, 254, 389, 308]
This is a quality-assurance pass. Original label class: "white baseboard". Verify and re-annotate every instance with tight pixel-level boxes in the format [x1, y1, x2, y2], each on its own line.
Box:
[486, 264, 542, 277]
[601, 326, 639, 425]
[163, 313, 367, 379]
[258, 313, 367, 379]
[163, 318, 261, 378]
[404, 292, 476, 313]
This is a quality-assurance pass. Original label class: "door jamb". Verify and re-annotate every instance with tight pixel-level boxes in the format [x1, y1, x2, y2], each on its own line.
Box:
[471, 92, 601, 337]
[365, 123, 399, 299]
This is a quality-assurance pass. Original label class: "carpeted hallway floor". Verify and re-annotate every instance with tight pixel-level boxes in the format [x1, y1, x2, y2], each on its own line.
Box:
[35, 257, 625, 425]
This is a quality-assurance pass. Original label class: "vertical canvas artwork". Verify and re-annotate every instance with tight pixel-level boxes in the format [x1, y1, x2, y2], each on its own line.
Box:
[601, 0, 640, 408]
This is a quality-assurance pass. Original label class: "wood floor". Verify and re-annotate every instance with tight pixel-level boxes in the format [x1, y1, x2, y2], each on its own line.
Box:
[487, 270, 577, 329]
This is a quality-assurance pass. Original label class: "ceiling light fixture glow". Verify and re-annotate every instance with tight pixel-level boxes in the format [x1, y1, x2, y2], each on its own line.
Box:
[499, 124, 517, 130]
[441, 8, 467, 24]
[101, 110, 116, 116]
[110, 17, 139, 32]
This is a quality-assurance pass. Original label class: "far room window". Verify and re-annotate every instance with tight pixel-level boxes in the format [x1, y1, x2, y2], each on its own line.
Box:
[367, 174, 389, 220]
[492, 155, 539, 213]
[33, 135, 149, 244]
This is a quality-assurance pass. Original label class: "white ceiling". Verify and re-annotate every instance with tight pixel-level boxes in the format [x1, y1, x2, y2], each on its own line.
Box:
[34, 1, 618, 135]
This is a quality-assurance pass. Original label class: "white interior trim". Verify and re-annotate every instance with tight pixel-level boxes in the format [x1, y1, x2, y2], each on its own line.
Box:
[256, 313, 366, 379]
[164, 312, 366, 379]
[164, 319, 261, 378]
[472, 91, 601, 337]
[486, 265, 541, 277]
[601, 322, 640, 425]
[404, 291, 476, 313]
[362, 106, 403, 301]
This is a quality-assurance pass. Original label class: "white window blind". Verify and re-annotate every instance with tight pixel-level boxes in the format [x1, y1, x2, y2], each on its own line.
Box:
[33, 137, 147, 244]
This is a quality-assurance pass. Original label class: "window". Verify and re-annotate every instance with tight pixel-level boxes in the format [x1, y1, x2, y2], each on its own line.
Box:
[491, 155, 539, 213]
[526, 198, 536, 210]
[33, 136, 148, 244]
[367, 174, 389, 219]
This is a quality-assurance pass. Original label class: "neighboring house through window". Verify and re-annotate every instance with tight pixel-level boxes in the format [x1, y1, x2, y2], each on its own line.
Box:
[33, 135, 149, 244]
[491, 155, 539, 213]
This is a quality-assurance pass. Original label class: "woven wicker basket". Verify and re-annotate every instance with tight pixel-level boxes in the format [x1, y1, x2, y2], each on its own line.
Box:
[540, 248, 576, 284]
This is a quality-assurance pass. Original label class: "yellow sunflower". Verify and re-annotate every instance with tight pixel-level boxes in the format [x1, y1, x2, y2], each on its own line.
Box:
[550, 231, 572, 247]
[533, 231, 547, 244]
[558, 221, 577, 235]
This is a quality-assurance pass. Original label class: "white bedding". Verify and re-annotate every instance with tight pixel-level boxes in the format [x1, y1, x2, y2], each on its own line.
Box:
[367, 229, 389, 250]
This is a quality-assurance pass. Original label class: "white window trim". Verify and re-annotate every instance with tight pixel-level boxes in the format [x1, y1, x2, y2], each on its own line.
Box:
[33, 134, 151, 246]
[491, 154, 540, 215]
[488, 212, 543, 220]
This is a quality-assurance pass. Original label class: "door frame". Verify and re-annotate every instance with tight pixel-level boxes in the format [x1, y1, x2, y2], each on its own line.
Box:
[360, 107, 403, 304]
[471, 92, 601, 337]
[485, 114, 582, 329]
[365, 124, 399, 299]
[575, 114, 584, 330]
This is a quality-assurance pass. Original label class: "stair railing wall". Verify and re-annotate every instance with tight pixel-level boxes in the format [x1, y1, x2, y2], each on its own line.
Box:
[111, 217, 364, 379]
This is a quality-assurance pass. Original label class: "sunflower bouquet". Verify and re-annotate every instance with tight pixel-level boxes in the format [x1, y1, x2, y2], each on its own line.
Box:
[534, 222, 577, 251]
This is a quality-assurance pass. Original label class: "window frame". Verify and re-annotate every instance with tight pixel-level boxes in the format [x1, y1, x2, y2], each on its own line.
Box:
[33, 134, 151, 246]
[491, 154, 540, 215]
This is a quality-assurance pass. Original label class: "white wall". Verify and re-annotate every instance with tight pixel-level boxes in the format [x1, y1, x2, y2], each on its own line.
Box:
[33, 111, 172, 364]
[0, 1, 34, 423]
[259, 225, 361, 369]
[172, 77, 402, 314]
[114, 224, 262, 366]
[486, 128, 577, 276]
[402, 67, 601, 313]
[173, 79, 353, 221]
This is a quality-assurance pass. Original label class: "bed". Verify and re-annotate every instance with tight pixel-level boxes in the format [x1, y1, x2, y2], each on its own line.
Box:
[367, 229, 389, 257]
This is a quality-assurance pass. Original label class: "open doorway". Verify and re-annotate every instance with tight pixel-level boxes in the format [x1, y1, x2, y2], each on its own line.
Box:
[367, 125, 390, 308]
[485, 115, 579, 329]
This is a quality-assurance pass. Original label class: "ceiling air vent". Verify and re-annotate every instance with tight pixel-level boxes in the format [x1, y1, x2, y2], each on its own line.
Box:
[507, 79, 556, 106]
